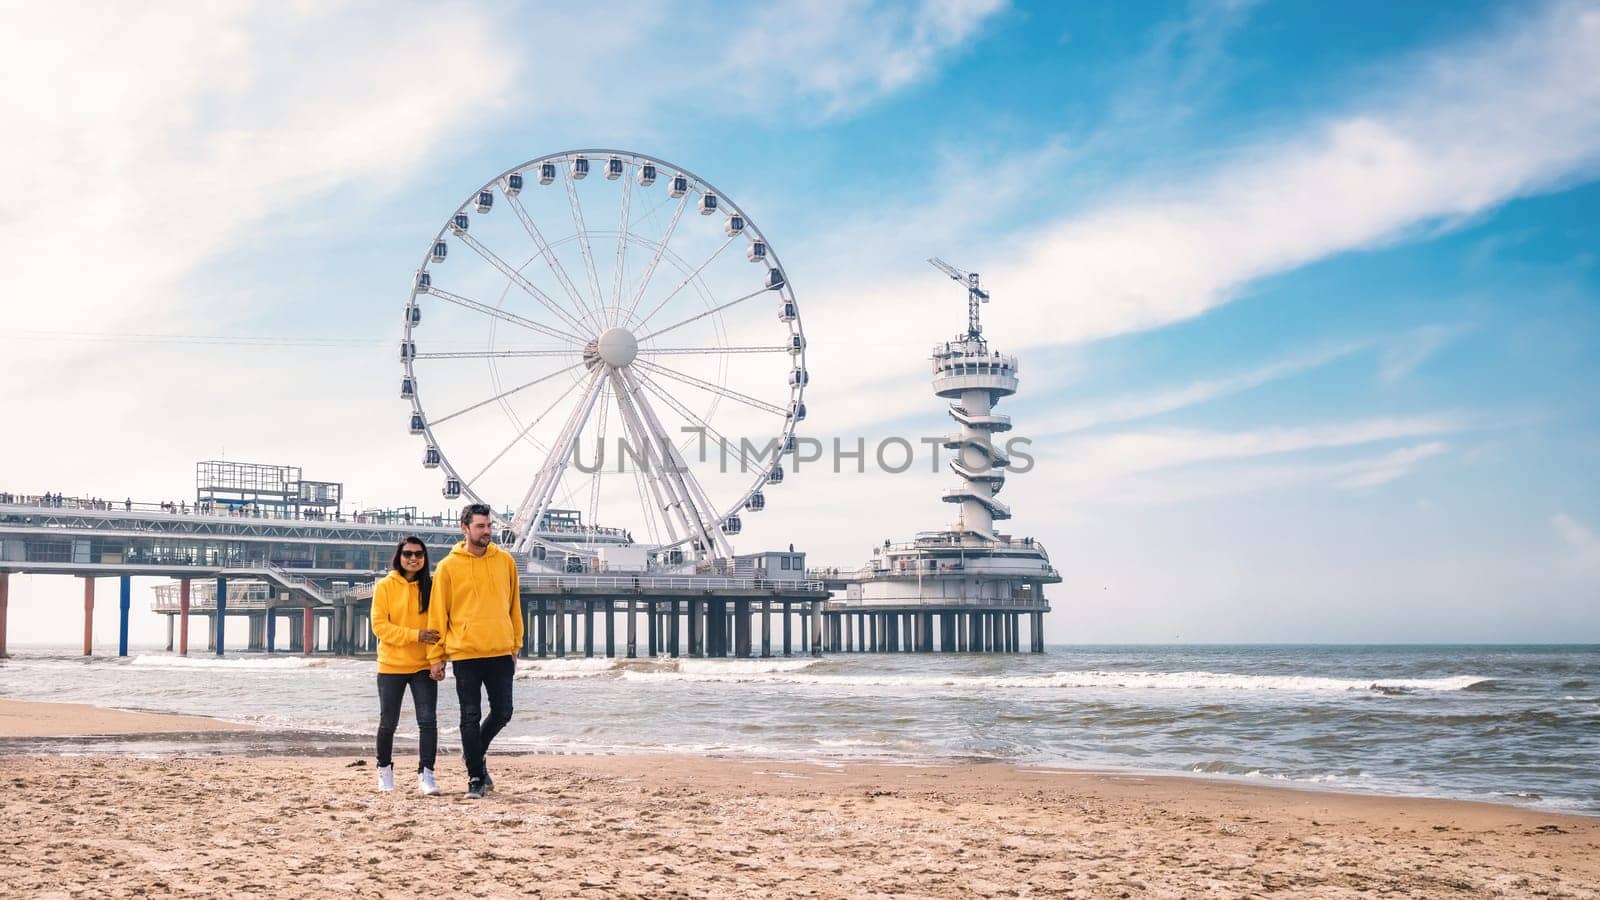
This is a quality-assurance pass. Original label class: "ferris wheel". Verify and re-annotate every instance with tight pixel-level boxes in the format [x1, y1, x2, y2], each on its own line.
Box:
[400, 149, 807, 569]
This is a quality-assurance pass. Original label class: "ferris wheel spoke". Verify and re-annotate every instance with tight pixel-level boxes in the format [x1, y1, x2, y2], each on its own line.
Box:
[453, 229, 592, 336]
[415, 348, 578, 360]
[608, 174, 634, 329]
[631, 235, 739, 331]
[428, 361, 585, 428]
[635, 370, 771, 474]
[508, 369, 607, 545]
[608, 368, 685, 544]
[424, 286, 586, 345]
[590, 380, 613, 531]
[563, 175, 608, 319]
[463, 374, 586, 488]
[501, 189, 595, 327]
[612, 369, 708, 552]
[617, 366, 731, 558]
[640, 345, 790, 356]
[636, 287, 769, 344]
[633, 359, 788, 417]
[620, 192, 691, 324]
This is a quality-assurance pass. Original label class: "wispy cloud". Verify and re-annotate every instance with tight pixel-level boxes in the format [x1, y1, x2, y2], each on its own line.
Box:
[720, 0, 1007, 120]
[1378, 323, 1473, 383]
[1042, 339, 1373, 434]
[1552, 513, 1600, 571]
[1030, 415, 1467, 505]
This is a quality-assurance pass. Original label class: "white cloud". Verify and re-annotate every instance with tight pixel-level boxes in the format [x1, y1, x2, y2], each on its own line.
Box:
[976, 0, 1600, 348]
[0, 5, 520, 337]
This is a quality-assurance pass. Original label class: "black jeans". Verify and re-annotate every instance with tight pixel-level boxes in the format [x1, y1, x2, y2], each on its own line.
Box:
[376, 669, 438, 772]
[453, 654, 515, 781]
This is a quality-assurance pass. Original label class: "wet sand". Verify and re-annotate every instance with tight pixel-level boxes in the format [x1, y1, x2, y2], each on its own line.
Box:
[0, 699, 1595, 897]
[0, 698, 257, 737]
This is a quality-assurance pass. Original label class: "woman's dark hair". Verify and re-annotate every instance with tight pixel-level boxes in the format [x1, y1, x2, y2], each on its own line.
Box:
[391, 536, 433, 613]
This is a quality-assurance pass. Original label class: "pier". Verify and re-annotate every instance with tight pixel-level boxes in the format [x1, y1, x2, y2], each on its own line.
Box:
[0, 491, 828, 659]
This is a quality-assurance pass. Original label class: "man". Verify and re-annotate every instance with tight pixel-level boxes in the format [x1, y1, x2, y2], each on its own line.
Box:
[428, 503, 522, 799]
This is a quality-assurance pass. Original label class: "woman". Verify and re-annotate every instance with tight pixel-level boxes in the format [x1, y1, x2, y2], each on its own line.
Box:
[371, 536, 443, 794]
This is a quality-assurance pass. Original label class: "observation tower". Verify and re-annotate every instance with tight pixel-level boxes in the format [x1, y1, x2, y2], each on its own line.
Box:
[817, 260, 1059, 653]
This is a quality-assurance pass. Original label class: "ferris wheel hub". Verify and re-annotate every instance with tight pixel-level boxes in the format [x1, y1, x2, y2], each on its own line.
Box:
[596, 327, 639, 368]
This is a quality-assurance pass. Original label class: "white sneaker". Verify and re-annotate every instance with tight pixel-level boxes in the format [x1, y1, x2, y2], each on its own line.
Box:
[417, 767, 440, 796]
[376, 764, 395, 793]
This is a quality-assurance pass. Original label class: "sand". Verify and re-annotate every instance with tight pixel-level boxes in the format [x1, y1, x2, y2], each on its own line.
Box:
[0, 698, 257, 737]
[0, 701, 1595, 898]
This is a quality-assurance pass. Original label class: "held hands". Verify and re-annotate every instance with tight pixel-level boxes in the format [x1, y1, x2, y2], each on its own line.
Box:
[418, 629, 441, 644]
[429, 661, 446, 681]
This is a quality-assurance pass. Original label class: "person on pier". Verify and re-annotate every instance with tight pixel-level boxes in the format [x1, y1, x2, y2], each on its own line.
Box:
[428, 503, 522, 799]
[371, 536, 443, 795]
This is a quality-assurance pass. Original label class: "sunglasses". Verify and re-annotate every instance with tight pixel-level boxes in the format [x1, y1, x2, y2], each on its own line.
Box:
[399, 549, 426, 559]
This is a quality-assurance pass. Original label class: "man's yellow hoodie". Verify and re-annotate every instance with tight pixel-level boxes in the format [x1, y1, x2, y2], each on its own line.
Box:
[427, 541, 522, 663]
[370, 571, 433, 675]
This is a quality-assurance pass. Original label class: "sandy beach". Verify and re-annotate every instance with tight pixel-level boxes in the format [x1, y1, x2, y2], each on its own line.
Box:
[0, 700, 1595, 898]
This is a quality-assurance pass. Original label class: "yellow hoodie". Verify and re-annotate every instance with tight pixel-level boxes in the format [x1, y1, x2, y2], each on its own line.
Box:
[371, 571, 433, 675]
[427, 541, 522, 663]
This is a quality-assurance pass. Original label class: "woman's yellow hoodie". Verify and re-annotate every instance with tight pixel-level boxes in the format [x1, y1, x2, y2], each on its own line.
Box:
[427, 541, 522, 663]
[371, 571, 433, 675]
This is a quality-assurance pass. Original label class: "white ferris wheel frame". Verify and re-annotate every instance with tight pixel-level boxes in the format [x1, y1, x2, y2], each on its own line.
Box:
[400, 149, 807, 568]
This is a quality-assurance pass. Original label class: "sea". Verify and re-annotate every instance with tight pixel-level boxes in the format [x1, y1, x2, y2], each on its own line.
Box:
[2, 643, 1596, 814]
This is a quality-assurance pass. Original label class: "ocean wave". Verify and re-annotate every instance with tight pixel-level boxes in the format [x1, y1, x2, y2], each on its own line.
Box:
[514, 658, 622, 680]
[127, 654, 362, 672]
[618, 668, 1492, 694]
[674, 658, 822, 676]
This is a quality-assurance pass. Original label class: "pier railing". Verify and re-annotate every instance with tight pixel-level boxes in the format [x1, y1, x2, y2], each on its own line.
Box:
[521, 574, 823, 594]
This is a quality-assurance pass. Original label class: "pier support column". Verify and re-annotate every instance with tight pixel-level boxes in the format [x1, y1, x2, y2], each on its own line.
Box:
[666, 600, 679, 659]
[554, 603, 566, 657]
[165, 614, 173, 652]
[536, 598, 548, 658]
[626, 598, 637, 658]
[605, 599, 615, 658]
[761, 600, 772, 658]
[809, 602, 823, 657]
[266, 609, 277, 653]
[734, 599, 751, 659]
[214, 577, 228, 656]
[781, 602, 792, 656]
[569, 608, 579, 658]
[177, 580, 191, 656]
[1031, 611, 1044, 653]
[117, 575, 131, 658]
[524, 598, 537, 656]
[646, 601, 657, 657]
[584, 599, 595, 658]
[686, 599, 700, 658]
[302, 606, 314, 655]
[1011, 614, 1020, 653]
[247, 613, 264, 652]
[82, 576, 95, 656]
[0, 572, 10, 658]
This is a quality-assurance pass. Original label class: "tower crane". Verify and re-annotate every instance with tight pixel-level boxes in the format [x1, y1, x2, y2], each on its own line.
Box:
[927, 257, 989, 340]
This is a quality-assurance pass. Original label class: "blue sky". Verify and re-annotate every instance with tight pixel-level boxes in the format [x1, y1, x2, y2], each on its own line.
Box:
[2, 0, 1597, 645]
